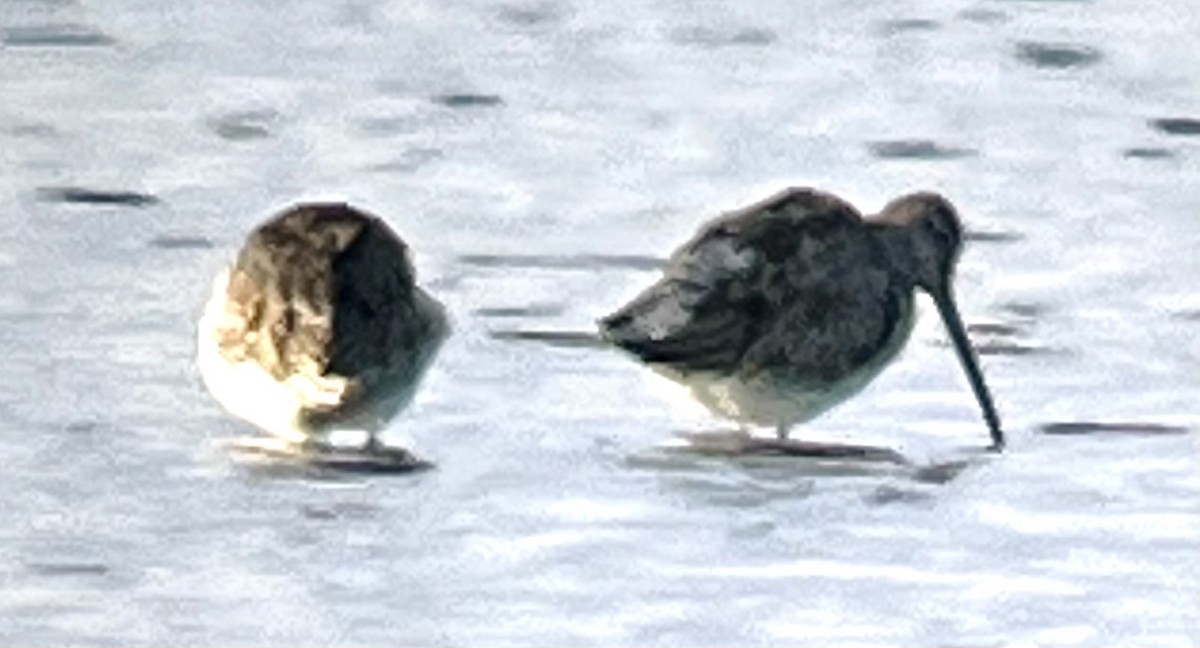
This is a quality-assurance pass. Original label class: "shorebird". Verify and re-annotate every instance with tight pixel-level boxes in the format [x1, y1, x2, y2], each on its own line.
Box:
[599, 187, 1004, 452]
[197, 202, 448, 459]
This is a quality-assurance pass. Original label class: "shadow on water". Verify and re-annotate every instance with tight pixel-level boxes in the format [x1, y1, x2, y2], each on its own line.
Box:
[627, 435, 981, 482]
[230, 458, 433, 482]
[624, 442, 984, 508]
[222, 440, 435, 480]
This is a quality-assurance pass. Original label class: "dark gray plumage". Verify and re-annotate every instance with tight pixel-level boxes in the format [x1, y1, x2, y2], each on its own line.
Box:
[600, 187, 1004, 450]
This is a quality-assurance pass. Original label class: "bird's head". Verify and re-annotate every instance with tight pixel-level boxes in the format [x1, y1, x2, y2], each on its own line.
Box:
[878, 191, 1004, 451]
[877, 191, 964, 294]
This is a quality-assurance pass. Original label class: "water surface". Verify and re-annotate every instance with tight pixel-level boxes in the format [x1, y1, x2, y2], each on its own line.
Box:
[1, 0, 1198, 645]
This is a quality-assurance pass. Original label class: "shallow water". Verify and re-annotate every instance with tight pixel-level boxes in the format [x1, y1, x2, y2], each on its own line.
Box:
[2, 0, 1198, 645]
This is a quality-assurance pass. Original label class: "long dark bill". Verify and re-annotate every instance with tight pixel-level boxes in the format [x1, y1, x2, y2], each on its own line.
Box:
[932, 289, 1005, 451]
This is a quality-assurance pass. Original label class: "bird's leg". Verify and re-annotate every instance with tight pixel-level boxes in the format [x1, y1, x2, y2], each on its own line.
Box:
[775, 424, 790, 440]
[363, 432, 380, 455]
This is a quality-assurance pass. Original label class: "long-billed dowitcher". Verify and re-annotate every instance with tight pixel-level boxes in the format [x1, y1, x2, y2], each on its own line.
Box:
[197, 202, 448, 462]
[599, 187, 1004, 452]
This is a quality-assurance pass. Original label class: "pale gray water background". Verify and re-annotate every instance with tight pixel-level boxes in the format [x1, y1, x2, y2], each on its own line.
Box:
[1, 0, 1198, 645]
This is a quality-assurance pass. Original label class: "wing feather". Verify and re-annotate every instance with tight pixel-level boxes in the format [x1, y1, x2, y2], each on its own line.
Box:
[600, 188, 868, 373]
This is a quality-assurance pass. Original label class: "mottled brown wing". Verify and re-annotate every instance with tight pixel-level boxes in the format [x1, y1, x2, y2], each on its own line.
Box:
[599, 188, 866, 373]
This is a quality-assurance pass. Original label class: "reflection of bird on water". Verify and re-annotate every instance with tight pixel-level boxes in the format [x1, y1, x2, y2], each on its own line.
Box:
[600, 187, 1004, 452]
[197, 202, 448, 459]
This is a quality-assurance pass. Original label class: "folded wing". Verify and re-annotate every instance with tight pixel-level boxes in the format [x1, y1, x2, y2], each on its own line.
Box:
[599, 188, 872, 375]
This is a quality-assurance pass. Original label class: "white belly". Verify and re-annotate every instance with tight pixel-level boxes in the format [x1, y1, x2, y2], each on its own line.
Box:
[196, 269, 329, 442]
[196, 269, 432, 443]
[657, 296, 916, 430]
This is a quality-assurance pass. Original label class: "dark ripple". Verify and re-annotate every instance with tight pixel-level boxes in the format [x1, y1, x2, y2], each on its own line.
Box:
[5, 123, 57, 139]
[999, 301, 1047, 320]
[911, 459, 974, 485]
[299, 502, 384, 521]
[965, 229, 1025, 243]
[878, 19, 941, 36]
[64, 420, 99, 433]
[458, 253, 665, 271]
[958, 8, 1009, 23]
[865, 485, 934, 505]
[432, 94, 504, 108]
[209, 110, 277, 141]
[1150, 117, 1200, 136]
[670, 26, 777, 48]
[36, 186, 159, 207]
[967, 322, 1022, 336]
[367, 148, 444, 172]
[489, 330, 606, 348]
[1, 24, 114, 47]
[1123, 147, 1175, 160]
[1038, 421, 1190, 436]
[356, 117, 407, 136]
[496, 3, 561, 26]
[473, 304, 564, 318]
[148, 235, 214, 250]
[301, 505, 338, 520]
[974, 340, 1056, 356]
[868, 140, 975, 160]
[936, 318, 1055, 356]
[28, 562, 110, 577]
[1015, 42, 1102, 69]
[355, 117, 427, 137]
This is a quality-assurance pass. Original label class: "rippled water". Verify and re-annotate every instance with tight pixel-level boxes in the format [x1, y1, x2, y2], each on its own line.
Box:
[2, 0, 1198, 645]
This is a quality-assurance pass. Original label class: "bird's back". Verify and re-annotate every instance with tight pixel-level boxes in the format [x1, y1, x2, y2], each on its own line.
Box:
[601, 188, 908, 388]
